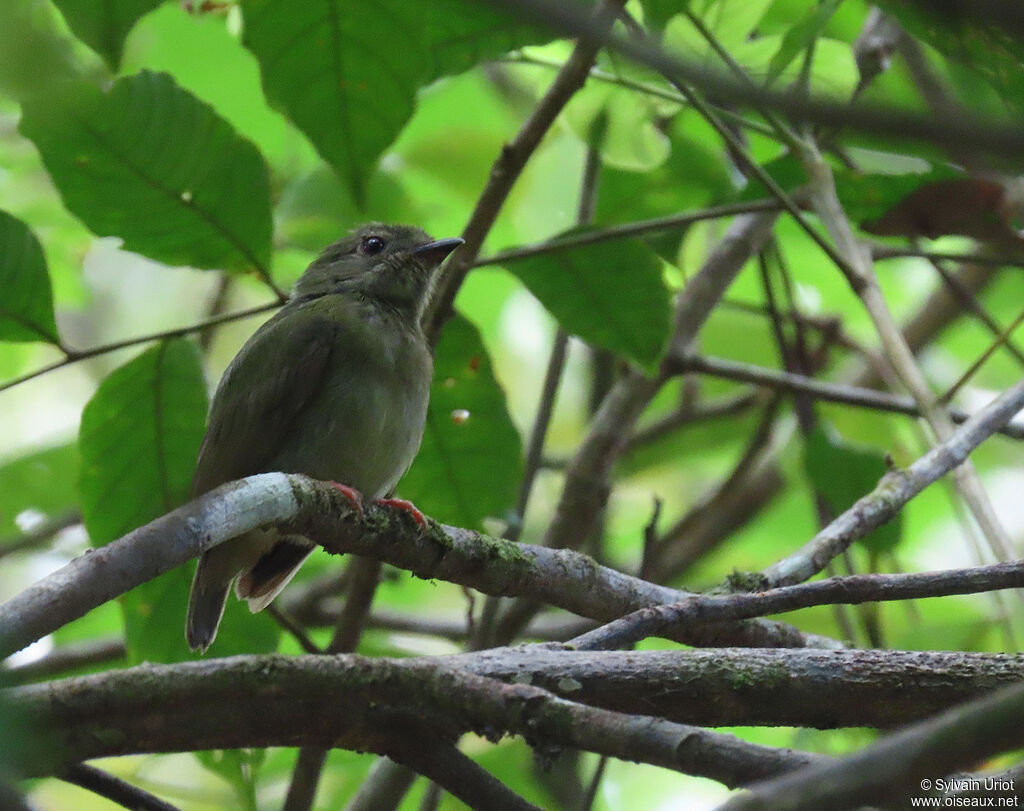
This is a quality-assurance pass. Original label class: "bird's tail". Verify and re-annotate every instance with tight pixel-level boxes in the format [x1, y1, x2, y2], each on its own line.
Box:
[186, 552, 233, 654]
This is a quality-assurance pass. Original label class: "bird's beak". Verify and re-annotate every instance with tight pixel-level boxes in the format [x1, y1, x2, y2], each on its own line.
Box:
[412, 237, 464, 266]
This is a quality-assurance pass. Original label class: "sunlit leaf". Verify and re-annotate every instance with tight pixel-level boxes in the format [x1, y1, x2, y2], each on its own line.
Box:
[0, 211, 60, 345]
[20, 70, 273, 274]
[51, 0, 163, 70]
[401, 314, 521, 530]
[503, 236, 672, 371]
[242, 0, 546, 201]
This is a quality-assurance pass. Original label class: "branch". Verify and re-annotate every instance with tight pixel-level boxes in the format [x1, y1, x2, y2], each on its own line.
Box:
[763, 378, 1024, 586]
[385, 732, 541, 811]
[721, 680, 1024, 811]
[283, 556, 382, 811]
[800, 140, 1018, 568]
[60, 763, 181, 811]
[481, 0, 1024, 162]
[0, 473, 835, 660]
[424, 0, 628, 339]
[569, 560, 1024, 651]
[666, 353, 1024, 439]
[494, 210, 780, 642]
[448, 647, 1024, 728]
[4, 653, 826, 787]
[474, 199, 781, 268]
[1, 638, 125, 686]
[0, 302, 278, 394]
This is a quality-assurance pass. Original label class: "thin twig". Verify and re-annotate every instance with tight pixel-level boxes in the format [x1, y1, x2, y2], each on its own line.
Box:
[763, 377, 1024, 586]
[570, 560, 1024, 651]
[425, 0, 629, 340]
[60, 763, 180, 811]
[0, 302, 278, 395]
[666, 354, 1024, 440]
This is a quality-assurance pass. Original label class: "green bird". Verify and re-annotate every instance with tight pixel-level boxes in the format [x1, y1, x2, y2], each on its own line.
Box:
[186, 223, 463, 653]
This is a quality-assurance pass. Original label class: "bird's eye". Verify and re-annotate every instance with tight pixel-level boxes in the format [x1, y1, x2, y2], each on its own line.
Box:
[360, 236, 386, 255]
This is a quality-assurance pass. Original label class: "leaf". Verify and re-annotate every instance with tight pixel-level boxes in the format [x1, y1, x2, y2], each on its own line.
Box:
[803, 423, 901, 556]
[0, 211, 60, 344]
[642, 0, 684, 32]
[738, 153, 808, 202]
[78, 339, 277, 662]
[400, 314, 521, 530]
[19, 70, 273, 274]
[50, 0, 163, 70]
[875, 1, 1024, 113]
[766, 0, 842, 84]
[0, 443, 78, 537]
[503, 236, 672, 371]
[241, 0, 546, 201]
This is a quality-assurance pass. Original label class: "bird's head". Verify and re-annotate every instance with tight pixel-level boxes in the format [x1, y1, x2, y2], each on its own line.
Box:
[293, 223, 463, 322]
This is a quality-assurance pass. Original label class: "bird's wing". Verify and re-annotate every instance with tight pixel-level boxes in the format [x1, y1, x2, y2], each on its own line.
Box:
[192, 307, 337, 495]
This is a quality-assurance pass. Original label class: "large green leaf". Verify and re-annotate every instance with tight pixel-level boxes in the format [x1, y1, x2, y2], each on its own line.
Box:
[0, 211, 60, 344]
[78, 340, 279, 662]
[51, 0, 163, 70]
[401, 314, 521, 530]
[0, 443, 78, 538]
[19, 70, 273, 274]
[241, 0, 545, 200]
[803, 422, 901, 556]
[503, 237, 671, 371]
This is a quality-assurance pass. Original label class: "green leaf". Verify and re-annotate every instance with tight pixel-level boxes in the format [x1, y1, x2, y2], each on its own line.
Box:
[0, 211, 60, 344]
[803, 423, 901, 556]
[766, 0, 842, 84]
[876, 1, 1024, 113]
[642, 0, 685, 32]
[0, 443, 78, 537]
[78, 340, 207, 663]
[503, 237, 671, 371]
[400, 314, 521, 530]
[51, 0, 163, 70]
[241, 0, 545, 201]
[738, 153, 808, 202]
[19, 70, 273, 274]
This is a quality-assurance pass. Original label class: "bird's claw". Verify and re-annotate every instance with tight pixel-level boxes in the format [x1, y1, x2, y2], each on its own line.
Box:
[375, 497, 426, 527]
[328, 482, 364, 514]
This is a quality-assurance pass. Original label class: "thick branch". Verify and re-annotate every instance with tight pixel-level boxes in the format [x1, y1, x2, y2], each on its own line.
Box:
[4, 653, 826, 787]
[0, 473, 833, 660]
[722, 680, 1024, 811]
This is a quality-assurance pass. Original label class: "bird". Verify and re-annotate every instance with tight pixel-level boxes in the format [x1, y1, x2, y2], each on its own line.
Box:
[185, 223, 463, 653]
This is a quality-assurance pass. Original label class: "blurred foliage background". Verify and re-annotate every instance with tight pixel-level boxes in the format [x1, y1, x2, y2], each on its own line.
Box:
[1, 0, 1023, 808]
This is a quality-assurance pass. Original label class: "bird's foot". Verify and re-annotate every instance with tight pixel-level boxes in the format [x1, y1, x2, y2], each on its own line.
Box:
[375, 497, 426, 528]
[328, 482, 364, 514]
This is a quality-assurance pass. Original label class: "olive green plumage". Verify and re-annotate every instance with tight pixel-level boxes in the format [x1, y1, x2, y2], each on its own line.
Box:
[186, 224, 462, 653]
